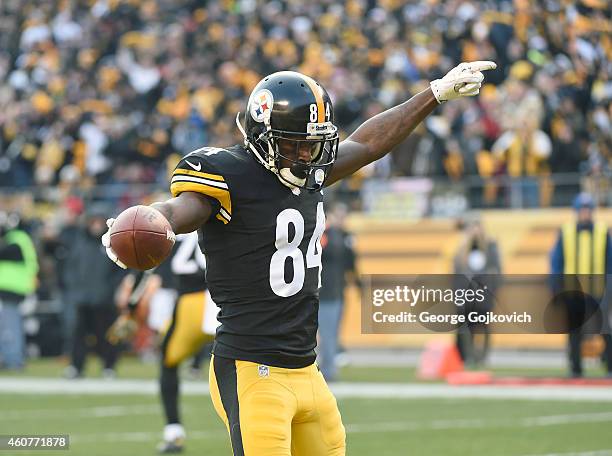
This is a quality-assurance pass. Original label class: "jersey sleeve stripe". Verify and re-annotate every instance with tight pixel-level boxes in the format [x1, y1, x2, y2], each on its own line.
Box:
[173, 168, 226, 183]
[216, 210, 231, 224]
[171, 174, 229, 190]
[219, 207, 231, 221]
[170, 181, 232, 224]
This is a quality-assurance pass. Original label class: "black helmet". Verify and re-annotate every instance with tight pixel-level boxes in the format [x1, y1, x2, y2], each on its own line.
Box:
[236, 71, 339, 191]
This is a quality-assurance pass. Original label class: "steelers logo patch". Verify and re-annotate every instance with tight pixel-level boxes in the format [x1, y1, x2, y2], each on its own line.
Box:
[249, 89, 274, 123]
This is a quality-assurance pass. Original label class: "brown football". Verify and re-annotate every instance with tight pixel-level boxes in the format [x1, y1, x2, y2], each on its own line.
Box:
[109, 205, 175, 270]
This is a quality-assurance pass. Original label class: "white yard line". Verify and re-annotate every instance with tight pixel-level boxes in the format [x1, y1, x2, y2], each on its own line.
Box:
[0, 404, 160, 421]
[522, 411, 612, 426]
[331, 383, 612, 402]
[344, 411, 612, 433]
[0, 378, 177, 395]
[74, 429, 226, 444]
[519, 451, 612, 456]
[2, 377, 612, 402]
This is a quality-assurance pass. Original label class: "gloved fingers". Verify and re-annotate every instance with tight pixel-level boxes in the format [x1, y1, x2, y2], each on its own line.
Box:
[458, 82, 481, 94]
[462, 71, 484, 83]
[453, 74, 483, 85]
[105, 246, 127, 269]
[105, 245, 117, 262]
[455, 62, 471, 73]
[101, 231, 111, 248]
[465, 61, 497, 72]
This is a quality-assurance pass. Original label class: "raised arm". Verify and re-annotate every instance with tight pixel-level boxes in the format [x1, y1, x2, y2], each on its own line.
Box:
[326, 89, 438, 185]
[325, 61, 496, 186]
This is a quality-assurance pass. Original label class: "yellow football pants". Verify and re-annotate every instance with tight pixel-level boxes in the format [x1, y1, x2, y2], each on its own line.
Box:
[161, 291, 214, 367]
[209, 355, 346, 456]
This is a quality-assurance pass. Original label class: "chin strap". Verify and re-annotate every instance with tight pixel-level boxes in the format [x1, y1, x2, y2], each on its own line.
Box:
[279, 167, 306, 190]
[235, 112, 304, 192]
[236, 112, 271, 170]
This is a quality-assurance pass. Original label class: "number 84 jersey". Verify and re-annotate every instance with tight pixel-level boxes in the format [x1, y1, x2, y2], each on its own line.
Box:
[170, 145, 325, 369]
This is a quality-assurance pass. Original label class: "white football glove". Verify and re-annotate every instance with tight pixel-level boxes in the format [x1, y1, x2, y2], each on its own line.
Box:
[430, 61, 497, 104]
[101, 218, 127, 269]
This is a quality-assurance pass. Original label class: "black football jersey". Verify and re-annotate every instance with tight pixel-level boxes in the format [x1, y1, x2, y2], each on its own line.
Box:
[170, 145, 325, 368]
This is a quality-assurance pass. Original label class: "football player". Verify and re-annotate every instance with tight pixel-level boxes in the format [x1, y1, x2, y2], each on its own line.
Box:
[108, 231, 219, 454]
[103, 62, 496, 455]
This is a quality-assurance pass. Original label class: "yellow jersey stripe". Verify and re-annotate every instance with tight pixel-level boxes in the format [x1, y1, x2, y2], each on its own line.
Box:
[562, 223, 576, 274]
[170, 181, 232, 224]
[301, 74, 325, 123]
[172, 174, 228, 190]
[173, 168, 225, 183]
[593, 222, 607, 275]
[578, 229, 591, 274]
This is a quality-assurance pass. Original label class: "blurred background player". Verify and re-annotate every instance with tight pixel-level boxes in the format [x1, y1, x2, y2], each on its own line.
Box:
[0, 211, 38, 371]
[318, 202, 358, 382]
[108, 230, 218, 454]
[550, 192, 612, 378]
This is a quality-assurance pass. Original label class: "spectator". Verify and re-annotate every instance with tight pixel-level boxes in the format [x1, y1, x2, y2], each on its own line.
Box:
[453, 214, 501, 366]
[318, 202, 358, 382]
[63, 204, 126, 378]
[0, 0, 608, 194]
[550, 192, 612, 378]
[492, 116, 552, 208]
[0, 211, 38, 370]
[56, 196, 85, 355]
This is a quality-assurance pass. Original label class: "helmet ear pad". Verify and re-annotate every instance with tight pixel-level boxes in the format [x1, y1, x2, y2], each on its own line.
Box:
[240, 71, 339, 191]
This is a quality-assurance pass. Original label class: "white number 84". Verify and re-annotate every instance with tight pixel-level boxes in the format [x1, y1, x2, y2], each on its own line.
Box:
[269, 203, 325, 297]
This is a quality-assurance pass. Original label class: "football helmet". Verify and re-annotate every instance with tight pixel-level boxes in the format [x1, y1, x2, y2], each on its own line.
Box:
[236, 71, 339, 191]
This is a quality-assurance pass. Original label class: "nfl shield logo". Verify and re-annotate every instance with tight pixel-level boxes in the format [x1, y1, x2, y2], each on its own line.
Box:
[258, 365, 270, 378]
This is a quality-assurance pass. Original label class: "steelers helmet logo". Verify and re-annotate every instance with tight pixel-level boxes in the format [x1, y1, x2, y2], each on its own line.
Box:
[249, 89, 274, 123]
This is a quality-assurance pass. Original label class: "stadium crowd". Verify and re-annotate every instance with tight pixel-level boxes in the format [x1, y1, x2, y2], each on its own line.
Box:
[0, 0, 610, 374]
[0, 0, 610, 197]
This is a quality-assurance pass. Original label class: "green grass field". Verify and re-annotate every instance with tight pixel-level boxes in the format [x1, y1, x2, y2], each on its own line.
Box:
[2, 393, 612, 456]
[2, 359, 612, 455]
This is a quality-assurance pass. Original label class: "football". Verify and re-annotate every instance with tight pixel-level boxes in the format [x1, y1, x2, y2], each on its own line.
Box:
[109, 205, 175, 270]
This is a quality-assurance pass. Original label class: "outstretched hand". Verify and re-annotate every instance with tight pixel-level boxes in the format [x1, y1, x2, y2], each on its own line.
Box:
[430, 61, 497, 103]
[101, 218, 127, 269]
